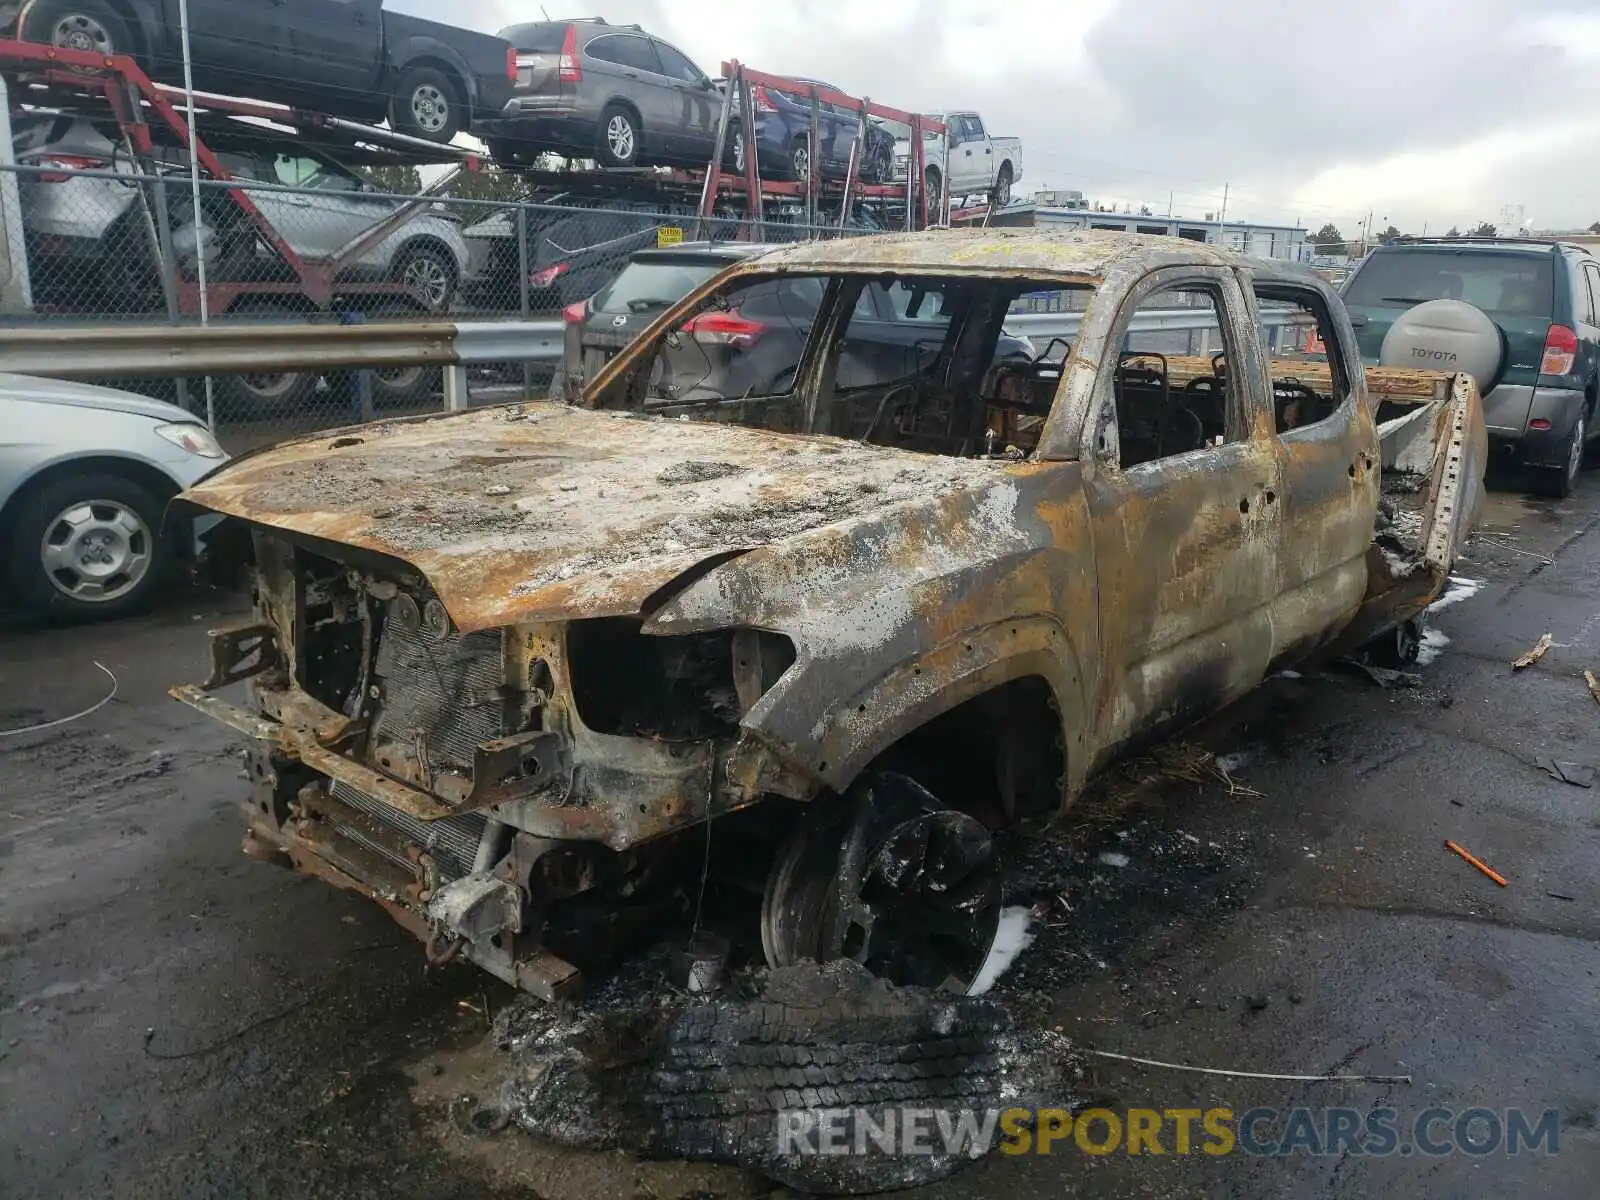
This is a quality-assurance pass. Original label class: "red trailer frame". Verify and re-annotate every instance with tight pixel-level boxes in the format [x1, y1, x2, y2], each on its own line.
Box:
[696, 61, 947, 236]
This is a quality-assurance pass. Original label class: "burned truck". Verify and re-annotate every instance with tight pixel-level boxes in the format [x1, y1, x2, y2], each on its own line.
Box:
[172, 229, 1485, 1000]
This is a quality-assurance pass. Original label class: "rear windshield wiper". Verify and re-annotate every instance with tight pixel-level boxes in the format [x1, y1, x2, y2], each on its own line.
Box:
[1378, 296, 1436, 304]
[627, 298, 675, 313]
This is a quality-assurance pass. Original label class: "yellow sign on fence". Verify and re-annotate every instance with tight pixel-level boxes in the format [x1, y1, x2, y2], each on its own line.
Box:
[657, 226, 685, 247]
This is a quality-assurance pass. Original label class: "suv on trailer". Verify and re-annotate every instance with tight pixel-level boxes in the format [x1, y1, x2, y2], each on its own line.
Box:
[482, 18, 721, 169]
[1341, 238, 1599, 496]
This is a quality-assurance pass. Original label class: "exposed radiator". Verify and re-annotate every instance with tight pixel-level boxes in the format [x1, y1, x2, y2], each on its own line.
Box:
[373, 618, 506, 775]
[331, 779, 487, 882]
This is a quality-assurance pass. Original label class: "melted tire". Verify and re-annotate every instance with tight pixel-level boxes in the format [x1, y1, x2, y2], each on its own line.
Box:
[503, 961, 1065, 1194]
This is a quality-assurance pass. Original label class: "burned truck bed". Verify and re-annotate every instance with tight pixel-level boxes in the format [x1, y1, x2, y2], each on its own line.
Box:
[171, 228, 1487, 1005]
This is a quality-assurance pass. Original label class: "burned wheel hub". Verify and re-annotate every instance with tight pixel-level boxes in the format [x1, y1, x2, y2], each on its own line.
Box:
[762, 773, 1002, 994]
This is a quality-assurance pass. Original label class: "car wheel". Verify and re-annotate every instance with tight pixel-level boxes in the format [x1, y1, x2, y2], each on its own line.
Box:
[219, 368, 317, 417]
[391, 66, 461, 143]
[923, 165, 943, 212]
[370, 363, 442, 407]
[597, 104, 641, 168]
[7, 472, 169, 622]
[725, 123, 747, 174]
[1532, 411, 1585, 498]
[25, 0, 131, 58]
[993, 163, 1013, 208]
[394, 243, 458, 312]
[788, 137, 811, 183]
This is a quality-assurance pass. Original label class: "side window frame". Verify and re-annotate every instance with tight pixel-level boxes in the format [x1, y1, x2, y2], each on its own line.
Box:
[1244, 270, 1365, 442]
[1582, 262, 1600, 327]
[1077, 264, 1268, 468]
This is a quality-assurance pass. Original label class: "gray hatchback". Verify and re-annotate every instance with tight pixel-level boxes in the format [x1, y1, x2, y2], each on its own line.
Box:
[482, 18, 722, 169]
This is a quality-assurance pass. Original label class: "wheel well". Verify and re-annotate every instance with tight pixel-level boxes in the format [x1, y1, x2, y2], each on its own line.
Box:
[105, 0, 150, 57]
[860, 676, 1065, 827]
[996, 161, 1013, 181]
[602, 96, 643, 132]
[0, 455, 182, 552]
[392, 235, 460, 278]
[401, 56, 468, 107]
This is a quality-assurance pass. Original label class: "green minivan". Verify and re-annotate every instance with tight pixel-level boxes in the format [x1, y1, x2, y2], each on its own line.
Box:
[1341, 238, 1598, 497]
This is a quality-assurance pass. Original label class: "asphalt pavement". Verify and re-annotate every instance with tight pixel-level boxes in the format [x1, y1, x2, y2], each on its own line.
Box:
[2, 471, 1598, 1199]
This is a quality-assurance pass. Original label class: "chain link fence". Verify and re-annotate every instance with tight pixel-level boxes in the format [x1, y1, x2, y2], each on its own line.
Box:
[0, 156, 888, 451]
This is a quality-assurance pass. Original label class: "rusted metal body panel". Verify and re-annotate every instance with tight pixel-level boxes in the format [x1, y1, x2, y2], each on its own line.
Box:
[171, 228, 1487, 997]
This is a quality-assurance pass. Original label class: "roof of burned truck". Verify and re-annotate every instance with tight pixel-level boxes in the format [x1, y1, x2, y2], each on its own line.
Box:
[738, 226, 1243, 279]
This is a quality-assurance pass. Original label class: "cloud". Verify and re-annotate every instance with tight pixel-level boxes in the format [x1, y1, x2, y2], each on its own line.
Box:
[391, 0, 1600, 231]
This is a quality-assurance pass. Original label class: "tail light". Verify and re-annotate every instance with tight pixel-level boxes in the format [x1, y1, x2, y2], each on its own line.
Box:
[1529, 417, 1552, 430]
[680, 310, 766, 347]
[562, 299, 588, 325]
[505, 44, 518, 81]
[1303, 326, 1326, 355]
[558, 24, 581, 83]
[1540, 324, 1577, 376]
[531, 262, 569, 288]
[32, 154, 102, 183]
[751, 85, 778, 113]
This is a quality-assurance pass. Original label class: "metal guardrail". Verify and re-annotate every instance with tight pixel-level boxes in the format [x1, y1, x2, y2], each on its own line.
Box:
[0, 307, 1303, 373]
[0, 306, 1308, 416]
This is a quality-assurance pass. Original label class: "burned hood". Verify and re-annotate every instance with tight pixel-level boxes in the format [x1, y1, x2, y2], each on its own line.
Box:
[182, 402, 996, 631]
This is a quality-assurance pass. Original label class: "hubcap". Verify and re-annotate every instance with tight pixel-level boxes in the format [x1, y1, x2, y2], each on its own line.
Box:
[607, 115, 635, 162]
[51, 14, 113, 53]
[732, 132, 745, 172]
[40, 500, 151, 603]
[402, 254, 450, 309]
[793, 144, 810, 181]
[1569, 415, 1585, 480]
[997, 174, 1011, 207]
[241, 371, 299, 399]
[410, 84, 449, 133]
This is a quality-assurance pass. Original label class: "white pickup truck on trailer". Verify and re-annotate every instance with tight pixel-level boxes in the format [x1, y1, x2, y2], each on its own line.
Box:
[895, 110, 1022, 209]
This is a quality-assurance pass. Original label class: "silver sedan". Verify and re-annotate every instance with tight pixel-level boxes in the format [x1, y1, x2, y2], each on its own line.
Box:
[0, 374, 226, 621]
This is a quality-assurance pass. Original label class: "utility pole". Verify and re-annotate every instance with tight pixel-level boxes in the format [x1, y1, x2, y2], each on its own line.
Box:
[1167, 190, 1173, 218]
[1218, 182, 1229, 232]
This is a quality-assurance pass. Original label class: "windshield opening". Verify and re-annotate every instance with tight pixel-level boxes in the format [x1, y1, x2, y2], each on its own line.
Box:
[592, 271, 1097, 459]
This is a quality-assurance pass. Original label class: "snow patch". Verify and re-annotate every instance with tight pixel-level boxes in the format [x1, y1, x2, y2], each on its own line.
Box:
[1429, 575, 1485, 614]
[1416, 628, 1451, 665]
[968, 906, 1035, 996]
[1097, 850, 1131, 868]
[1214, 750, 1255, 774]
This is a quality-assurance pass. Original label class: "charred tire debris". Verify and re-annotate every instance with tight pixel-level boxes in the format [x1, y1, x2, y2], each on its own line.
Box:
[494, 959, 1075, 1194]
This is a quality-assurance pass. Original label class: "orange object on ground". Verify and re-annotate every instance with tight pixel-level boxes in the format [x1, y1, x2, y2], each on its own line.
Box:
[1444, 840, 1508, 887]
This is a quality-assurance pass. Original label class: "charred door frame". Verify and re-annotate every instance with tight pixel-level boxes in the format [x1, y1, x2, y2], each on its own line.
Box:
[1075, 264, 1285, 761]
[1237, 266, 1380, 668]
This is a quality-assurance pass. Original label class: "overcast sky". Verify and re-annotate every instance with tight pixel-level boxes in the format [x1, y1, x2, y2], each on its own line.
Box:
[395, 0, 1600, 235]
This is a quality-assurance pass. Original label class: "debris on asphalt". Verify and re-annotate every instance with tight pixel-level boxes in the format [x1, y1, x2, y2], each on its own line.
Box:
[1080, 1047, 1412, 1085]
[483, 484, 512, 496]
[1444, 839, 1508, 887]
[1538, 758, 1595, 789]
[1512, 632, 1553, 670]
[1547, 892, 1577, 902]
[1585, 669, 1600, 705]
[493, 959, 1076, 1193]
[1343, 661, 1422, 689]
[0, 661, 118, 739]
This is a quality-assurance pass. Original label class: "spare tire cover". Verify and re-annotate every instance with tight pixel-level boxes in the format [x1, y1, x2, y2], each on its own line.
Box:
[1378, 298, 1503, 393]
